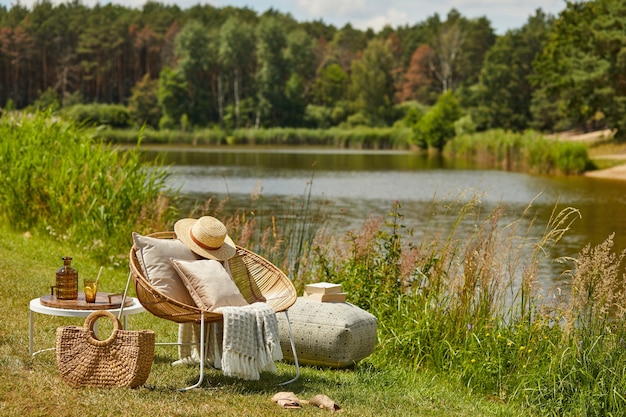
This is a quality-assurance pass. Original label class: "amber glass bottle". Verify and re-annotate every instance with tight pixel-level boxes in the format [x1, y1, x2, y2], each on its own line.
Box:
[55, 256, 78, 300]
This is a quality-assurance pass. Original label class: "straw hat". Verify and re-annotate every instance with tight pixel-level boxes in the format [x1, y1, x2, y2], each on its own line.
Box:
[174, 216, 236, 261]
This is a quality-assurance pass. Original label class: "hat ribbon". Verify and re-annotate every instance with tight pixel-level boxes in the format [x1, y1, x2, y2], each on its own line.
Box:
[190, 230, 223, 251]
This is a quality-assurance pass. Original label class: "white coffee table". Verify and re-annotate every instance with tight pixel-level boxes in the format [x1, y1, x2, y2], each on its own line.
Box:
[29, 296, 146, 356]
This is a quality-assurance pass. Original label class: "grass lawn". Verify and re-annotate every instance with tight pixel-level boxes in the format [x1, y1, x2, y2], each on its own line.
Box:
[0, 225, 531, 417]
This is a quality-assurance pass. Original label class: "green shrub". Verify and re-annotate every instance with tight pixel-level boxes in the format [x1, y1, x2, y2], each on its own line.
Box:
[413, 91, 462, 151]
[61, 103, 132, 128]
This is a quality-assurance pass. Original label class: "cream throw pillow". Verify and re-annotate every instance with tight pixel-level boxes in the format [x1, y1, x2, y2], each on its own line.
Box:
[170, 258, 248, 311]
[132, 232, 198, 306]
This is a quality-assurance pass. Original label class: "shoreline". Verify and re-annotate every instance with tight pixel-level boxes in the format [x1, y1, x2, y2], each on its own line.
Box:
[555, 129, 626, 181]
[585, 161, 626, 181]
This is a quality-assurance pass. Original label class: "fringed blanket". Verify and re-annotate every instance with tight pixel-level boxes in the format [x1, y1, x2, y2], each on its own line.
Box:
[215, 302, 283, 380]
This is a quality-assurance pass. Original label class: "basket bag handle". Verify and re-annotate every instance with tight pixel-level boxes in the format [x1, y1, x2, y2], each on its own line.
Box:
[83, 310, 121, 347]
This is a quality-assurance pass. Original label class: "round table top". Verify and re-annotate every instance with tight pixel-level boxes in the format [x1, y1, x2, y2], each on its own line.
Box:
[30, 296, 145, 317]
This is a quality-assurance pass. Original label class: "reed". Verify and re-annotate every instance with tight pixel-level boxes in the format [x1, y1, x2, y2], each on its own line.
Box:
[0, 113, 173, 263]
[304, 195, 626, 415]
[446, 129, 592, 174]
[100, 126, 414, 149]
[181, 171, 331, 282]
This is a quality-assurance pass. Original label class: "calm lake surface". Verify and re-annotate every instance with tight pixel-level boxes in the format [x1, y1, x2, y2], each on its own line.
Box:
[142, 146, 626, 289]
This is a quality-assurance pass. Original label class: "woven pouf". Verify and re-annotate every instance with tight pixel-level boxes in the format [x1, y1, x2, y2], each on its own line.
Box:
[277, 297, 377, 368]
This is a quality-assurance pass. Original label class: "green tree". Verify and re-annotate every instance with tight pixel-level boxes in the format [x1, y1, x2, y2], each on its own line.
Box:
[467, 10, 552, 131]
[175, 20, 217, 126]
[455, 15, 496, 88]
[218, 16, 255, 129]
[532, 0, 626, 136]
[283, 29, 317, 126]
[349, 38, 395, 125]
[128, 73, 161, 128]
[415, 10, 495, 95]
[157, 66, 187, 129]
[255, 16, 288, 127]
[76, 4, 136, 102]
[326, 23, 370, 73]
[311, 63, 348, 106]
[413, 90, 461, 151]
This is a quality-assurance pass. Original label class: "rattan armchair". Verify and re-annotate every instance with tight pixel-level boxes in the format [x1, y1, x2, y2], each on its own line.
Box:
[120, 231, 300, 390]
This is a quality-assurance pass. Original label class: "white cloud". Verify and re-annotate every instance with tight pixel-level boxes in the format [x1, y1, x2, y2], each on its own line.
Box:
[297, 0, 368, 18]
[353, 8, 411, 31]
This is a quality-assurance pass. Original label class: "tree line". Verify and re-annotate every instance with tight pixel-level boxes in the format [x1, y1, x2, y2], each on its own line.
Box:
[1, 0, 626, 139]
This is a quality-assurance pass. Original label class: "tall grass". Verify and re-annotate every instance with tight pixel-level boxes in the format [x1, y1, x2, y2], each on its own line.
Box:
[101, 126, 414, 149]
[447, 129, 593, 174]
[0, 113, 174, 262]
[181, 170, 330, 281]
[303, 197, 626, 415]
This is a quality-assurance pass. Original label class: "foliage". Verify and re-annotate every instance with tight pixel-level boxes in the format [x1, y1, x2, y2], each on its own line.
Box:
[174, 20, 217, 126]
[60, 103, 132, 128]
[255, 16, 289, 127]
[128, 74, 161, 128]
[532, 0, 626, 137]
[349, 38, 396, 126]
[9, 1, 626, 136]
[465, 10, 553, 132]
[311, 63, 348, 107]
[425, 10, 496, 93]
[31, 88, 61, 112]
[395, 44, 438, 104]
[0, 2, 502, 130]
[413, 90, 461, 150]
[306, 195, 626, 416]
[157, 66, 188, 130]
[218, 16, 256, 129]
[0, 112, 172, 262]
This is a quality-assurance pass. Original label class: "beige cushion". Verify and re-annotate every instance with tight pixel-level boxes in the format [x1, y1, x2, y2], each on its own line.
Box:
[132, 232, 198, 306]
[170, 258, 248, 311]
[277, 297, 377, 368]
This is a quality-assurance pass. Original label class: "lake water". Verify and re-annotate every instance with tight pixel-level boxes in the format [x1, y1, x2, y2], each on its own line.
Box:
[142, 146, 626, 289]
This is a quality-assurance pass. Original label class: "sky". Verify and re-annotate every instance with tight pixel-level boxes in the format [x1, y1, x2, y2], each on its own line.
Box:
[0, 0, 568, 34]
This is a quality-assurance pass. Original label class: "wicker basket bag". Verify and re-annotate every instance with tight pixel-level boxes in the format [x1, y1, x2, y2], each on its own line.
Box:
[56, 310, 155, 388]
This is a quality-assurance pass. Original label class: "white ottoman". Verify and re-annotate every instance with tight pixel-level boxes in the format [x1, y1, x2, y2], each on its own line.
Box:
[277, 297, 378, 368]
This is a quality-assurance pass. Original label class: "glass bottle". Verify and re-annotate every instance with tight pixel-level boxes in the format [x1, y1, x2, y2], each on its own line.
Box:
[55, 256, 78, 300]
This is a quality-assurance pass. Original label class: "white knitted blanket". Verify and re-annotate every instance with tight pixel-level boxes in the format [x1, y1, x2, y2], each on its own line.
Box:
[214, 302, 283, 380]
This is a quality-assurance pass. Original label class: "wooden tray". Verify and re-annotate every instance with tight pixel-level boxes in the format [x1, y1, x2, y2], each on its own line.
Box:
[40, 292, 132, 310]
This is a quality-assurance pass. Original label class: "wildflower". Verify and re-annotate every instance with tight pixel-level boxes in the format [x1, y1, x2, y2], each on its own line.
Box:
[527, 349, 533, 353]
[471, 359, 476, 363]
[467, 324, 472, 331]
[507, 340, 513, 347]
[519, 346, 525, 351]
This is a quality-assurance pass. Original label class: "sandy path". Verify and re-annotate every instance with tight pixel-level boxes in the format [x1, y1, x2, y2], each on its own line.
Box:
[585, 163, 626, 180]
[551, 129, 626, 181]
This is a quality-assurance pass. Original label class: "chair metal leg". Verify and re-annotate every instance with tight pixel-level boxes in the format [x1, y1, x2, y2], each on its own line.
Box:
[279, 310, 300, 386]
[117, 272, 133, 320]
[180, 313, 205, 391]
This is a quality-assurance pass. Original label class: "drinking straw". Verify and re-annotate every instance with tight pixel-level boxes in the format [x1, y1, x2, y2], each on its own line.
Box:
[95, 266, 103, 286]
